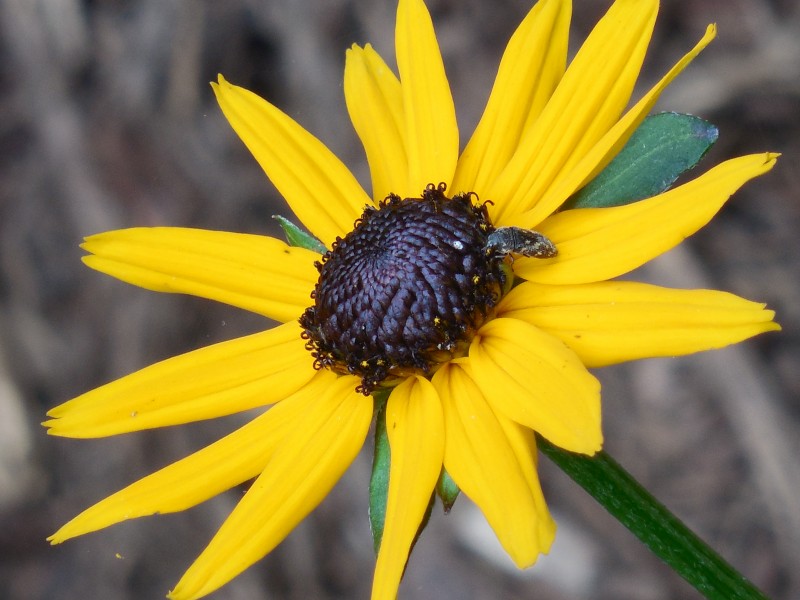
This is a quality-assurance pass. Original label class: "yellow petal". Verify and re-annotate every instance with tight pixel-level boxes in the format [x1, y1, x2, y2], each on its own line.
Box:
[396, 0, 458, 195]
[516, 153, 779, 284]
[81, 227, 318, 323]
[494, 409, 557, 551]
[520, 24, 717, 227]
[452, 0, 571, 197]
[169, 375, 371, 600]
[212, 75, 370, 246]
[372, 375, 444, 600]
[433, 363, 555, 566]
[48, 370, 339, 544]
[44, 322, 316, 437]
[489, 0, 658, 223]
[467, 318, 602, 454]
[499, 280, 780, 367]
[345, 44, 408, 201]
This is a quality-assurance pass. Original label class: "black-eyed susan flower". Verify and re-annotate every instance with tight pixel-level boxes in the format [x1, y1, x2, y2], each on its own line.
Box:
[45, 0, 780, 598]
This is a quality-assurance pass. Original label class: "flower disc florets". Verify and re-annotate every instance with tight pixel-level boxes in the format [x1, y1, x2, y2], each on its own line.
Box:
[300, 183, 510, 394]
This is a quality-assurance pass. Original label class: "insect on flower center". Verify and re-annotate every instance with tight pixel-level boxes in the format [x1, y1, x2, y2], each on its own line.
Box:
[299, 183, 557, 394]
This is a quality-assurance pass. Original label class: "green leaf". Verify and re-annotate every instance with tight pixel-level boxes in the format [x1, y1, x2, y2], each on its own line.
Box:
[436, 468, 460, 513]
[538, 436, 769, 600]
[564, 112, 718, 210]
[272, 215, 328, 254]
[369, 391, 391, 555]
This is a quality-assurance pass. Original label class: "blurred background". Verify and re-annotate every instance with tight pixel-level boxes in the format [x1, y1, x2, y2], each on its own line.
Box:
[1, 0, 798, 598]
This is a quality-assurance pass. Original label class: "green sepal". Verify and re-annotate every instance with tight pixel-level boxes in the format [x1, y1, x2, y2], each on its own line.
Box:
[436, 468, 460, 513]
[272, 214, 328, 254]
[368, 389, 436, 560]
[369, 390, 391, 555]
[563, 112, 718, 210]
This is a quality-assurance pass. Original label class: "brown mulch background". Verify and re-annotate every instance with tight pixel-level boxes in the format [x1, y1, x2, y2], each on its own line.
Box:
[1, 1, 798, 598]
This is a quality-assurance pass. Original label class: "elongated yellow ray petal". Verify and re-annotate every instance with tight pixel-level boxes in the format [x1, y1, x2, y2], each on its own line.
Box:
[372, 376, 444, 600]
[169, 376, 371, 600]
[518, 24, 717, 228]
[433, 363, 555, 565]
[493, 409, 552, 550]
[48, 370, 338, 543]
[396, 0, 458, 195]
[81, 227, 318, 323]
[212, 75, 371, 246]
[489, 0, 658, 223]
[345, 44, 408, 202]
[516, 153, 778, 284]
[499, 280, 780, 366]
[467, 318, 602, 454]
[45, 322, 315, 437]
[452, 0, 571, 197]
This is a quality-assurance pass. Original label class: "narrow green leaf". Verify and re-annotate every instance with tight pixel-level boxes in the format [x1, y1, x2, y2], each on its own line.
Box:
[564, 112, 718, 210]
[538, 436, 769, 600]
[436, 468, 460, 513]
[272, 214, 328, 254]
[369, 390, 391, 555]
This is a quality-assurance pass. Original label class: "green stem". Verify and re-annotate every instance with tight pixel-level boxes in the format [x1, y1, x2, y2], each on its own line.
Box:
[537, 436, 769, 600]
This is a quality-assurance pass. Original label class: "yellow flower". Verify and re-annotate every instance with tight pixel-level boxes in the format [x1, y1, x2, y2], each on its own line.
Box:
[45, 0, 779, 599]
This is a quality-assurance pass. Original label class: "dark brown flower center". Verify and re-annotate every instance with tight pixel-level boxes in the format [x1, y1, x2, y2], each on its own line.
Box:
[299, 183, 510, 394]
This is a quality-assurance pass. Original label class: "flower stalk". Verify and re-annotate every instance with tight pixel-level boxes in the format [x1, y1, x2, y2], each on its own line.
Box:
[538, 436, 769, 600]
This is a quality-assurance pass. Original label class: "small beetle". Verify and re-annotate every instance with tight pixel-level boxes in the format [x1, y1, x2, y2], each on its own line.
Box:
[485, 226, 558, 259]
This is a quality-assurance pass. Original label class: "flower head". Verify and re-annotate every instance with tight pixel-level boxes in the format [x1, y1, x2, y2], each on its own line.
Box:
[45, 0, 779, 598]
